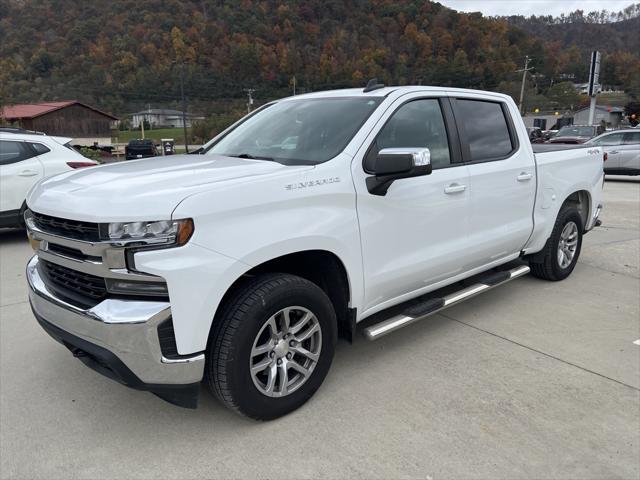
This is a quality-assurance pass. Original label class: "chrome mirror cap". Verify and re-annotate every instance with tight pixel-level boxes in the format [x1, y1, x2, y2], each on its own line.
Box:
[377, 147, 431, 167]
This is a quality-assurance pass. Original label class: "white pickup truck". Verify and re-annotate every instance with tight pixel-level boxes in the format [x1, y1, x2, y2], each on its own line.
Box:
[25, 85, 604, 419]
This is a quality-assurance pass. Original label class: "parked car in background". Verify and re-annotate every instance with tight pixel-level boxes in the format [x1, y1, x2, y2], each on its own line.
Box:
[0, 131, 97, 227]
[586, 129, 640, 175]
[125, 139, 158, 160]
[546, 125, 604, 144]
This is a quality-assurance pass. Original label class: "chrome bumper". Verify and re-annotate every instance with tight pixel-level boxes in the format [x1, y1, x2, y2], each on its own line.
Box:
[27, 256, 205, 387]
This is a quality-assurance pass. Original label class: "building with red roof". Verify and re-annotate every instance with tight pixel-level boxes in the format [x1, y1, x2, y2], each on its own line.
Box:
[1, 101, 118, 145]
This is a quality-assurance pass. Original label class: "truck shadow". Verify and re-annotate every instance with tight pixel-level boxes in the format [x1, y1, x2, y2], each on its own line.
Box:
[0, 227, 27, 244]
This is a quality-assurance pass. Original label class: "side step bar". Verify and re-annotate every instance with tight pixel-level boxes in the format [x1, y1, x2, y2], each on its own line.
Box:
[364, 265, 530, 340]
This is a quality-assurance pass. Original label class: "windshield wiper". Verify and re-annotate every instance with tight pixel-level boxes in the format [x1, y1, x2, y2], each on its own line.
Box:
[229, 153, 275, 161]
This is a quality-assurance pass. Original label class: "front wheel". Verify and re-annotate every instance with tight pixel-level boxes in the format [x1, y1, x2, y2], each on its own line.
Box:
[205, 273, 337, 420]
[529, 205, 583, 281]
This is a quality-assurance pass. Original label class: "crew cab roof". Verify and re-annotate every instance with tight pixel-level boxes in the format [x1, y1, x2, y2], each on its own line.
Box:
[280, 85, 513, 102]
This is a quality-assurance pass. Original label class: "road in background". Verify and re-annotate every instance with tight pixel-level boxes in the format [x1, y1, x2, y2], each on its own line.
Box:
[0, 177, 638, 479]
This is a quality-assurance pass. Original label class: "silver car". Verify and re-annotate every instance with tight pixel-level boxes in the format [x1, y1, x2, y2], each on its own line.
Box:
[587, 129, 640, 176]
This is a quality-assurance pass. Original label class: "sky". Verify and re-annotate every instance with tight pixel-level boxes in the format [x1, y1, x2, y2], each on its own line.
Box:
[438, 0, 635, 17]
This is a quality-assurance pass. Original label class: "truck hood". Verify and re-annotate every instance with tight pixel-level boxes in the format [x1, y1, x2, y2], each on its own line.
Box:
[27, 154, 312, 222]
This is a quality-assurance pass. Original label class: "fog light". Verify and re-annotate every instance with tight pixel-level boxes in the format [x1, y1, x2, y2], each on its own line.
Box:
[105, 279, 169, 296]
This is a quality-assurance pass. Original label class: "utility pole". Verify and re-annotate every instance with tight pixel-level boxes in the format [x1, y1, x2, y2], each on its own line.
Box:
[517, 55, 533, 115]
[140, 111, 145, 139]
[178, 61, 189, 153]
[587, 51, 601, 125]
[245, 88, 255, 113]
[293, 76, 296, 96]
[147, 103, 152, 130]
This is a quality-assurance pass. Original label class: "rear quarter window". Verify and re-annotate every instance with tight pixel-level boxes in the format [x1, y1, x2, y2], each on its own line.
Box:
[29, 142, 51, 155]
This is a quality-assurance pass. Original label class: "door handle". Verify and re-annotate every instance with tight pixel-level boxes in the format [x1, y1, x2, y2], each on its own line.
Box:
[517, 172, 533, 182]
[444, 183, 466, 194]
[609, 151, 619, 155]
[18, 170, 39, 177]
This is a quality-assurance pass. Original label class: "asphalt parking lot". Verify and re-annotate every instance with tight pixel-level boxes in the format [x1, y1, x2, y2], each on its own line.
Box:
[1, 177, 638, 480]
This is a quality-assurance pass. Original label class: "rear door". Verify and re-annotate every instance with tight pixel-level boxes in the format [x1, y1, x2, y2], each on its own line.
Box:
[450, 96, 536, 270]
[620, 131, 640, 172]
[593, 132, 625, 170]
[0, 140, 44, 213]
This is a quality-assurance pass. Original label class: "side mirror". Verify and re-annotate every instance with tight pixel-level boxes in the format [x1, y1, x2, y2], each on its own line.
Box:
[366, 147, 432, 196]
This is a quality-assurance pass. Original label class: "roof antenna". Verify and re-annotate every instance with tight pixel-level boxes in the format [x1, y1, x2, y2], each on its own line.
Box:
[363, 78, 385, 93]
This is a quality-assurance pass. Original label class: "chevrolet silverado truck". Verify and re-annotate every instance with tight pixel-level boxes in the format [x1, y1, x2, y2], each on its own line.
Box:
[25, 85, 604, 419]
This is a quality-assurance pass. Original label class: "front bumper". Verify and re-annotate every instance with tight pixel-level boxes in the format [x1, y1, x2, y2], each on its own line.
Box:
[27, 256, 205, 408]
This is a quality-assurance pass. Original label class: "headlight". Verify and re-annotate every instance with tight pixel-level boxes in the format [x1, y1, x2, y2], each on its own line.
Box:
[107, 218, 194, 245]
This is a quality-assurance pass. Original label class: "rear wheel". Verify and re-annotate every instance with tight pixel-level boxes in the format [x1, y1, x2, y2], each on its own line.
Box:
[529, 205, 583, 281]
[205, 273, 336, 420]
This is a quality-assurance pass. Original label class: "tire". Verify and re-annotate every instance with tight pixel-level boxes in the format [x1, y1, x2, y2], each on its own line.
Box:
[205, 273, 337, 420]
[529, 205, 583, 281]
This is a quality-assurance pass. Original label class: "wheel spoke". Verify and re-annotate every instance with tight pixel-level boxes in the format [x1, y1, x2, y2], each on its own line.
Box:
[251, 341, 271, 358]
[264, 362, 278, 394]
[289, 312, 312, 335]
[292, 345, 319, 362]
[289, 359, 310, 378]
[266, 316, 279, 338]
[251, 357, 272, 374]
[295, 322, 320, 342]
[278, 361, 289, 395]
[281, 308, 292, 333]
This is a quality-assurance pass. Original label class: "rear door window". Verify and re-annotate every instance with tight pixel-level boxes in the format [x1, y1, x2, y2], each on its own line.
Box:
[623, 132, 640, 145]
[0, 140, 37, 165]
[595, 133, 624, 146]
[452, 99, 516, 162]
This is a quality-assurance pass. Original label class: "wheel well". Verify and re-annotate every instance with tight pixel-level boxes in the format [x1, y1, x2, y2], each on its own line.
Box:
[562, 190, 590, 229]
[217, 250, 354, 340]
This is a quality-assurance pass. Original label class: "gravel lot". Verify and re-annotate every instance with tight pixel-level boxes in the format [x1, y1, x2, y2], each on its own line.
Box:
[1, 177, 638, 480]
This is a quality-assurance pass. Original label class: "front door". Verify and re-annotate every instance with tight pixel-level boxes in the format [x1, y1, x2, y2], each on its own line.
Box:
[353, 95, 471, 314]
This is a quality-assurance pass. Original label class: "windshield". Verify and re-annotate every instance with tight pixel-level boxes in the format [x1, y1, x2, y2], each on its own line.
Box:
[556, 126, 595, 137]
[205, 97, 383, 165]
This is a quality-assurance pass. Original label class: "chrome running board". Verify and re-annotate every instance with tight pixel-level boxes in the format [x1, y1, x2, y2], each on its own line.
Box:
[364, 265, 530, 340]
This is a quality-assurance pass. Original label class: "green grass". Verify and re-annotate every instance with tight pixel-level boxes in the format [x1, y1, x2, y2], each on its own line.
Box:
[112, 128, 190, 144]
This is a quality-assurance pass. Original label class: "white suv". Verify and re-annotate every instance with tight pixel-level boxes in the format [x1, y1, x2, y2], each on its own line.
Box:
[0, 130, 97, 227]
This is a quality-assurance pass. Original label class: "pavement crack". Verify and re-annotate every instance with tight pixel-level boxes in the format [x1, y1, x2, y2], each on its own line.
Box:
[439, 312, 640, 392]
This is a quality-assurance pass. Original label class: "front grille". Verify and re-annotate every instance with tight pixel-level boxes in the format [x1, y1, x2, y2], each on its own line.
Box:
[39, 259, 107, 304]
[32, 211, 101, 242]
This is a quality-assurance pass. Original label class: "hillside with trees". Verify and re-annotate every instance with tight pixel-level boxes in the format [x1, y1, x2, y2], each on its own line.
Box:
[1, 0, 639, 132]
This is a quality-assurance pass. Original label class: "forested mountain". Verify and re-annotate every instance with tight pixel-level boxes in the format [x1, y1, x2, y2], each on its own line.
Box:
[505, 6, 640, 54]
[1, 0, 639, 117]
